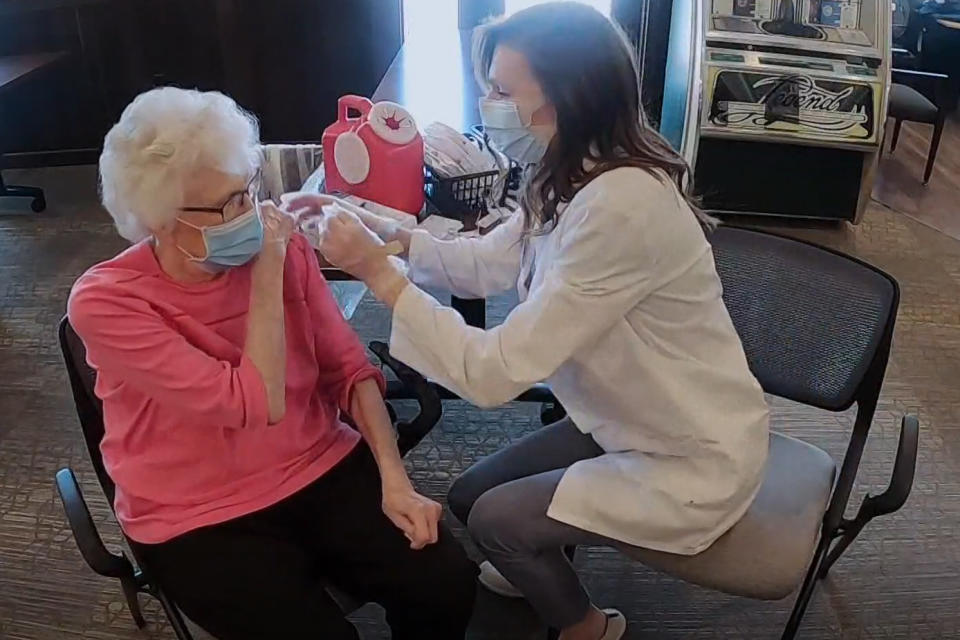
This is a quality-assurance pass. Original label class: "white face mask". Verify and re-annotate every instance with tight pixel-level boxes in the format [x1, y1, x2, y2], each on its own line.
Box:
[479, 97, 551, 165]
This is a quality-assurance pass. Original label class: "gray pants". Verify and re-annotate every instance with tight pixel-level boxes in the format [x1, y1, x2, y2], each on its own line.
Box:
[447, 418, 626, 629]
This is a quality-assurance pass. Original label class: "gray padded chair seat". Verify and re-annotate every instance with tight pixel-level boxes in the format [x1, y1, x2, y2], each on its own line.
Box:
[888, 83, 939, 123]
[624, 432, 836, 600]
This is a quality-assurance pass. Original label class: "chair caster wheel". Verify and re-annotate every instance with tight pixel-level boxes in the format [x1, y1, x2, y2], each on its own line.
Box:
[31, 197, 46, 212]
[540, 402, 566, 426]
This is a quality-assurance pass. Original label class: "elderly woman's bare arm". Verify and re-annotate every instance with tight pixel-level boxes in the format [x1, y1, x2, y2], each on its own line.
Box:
[245, 250, 286, 424]
[350, 378, 442, 550]
[242, 203, 295, 424]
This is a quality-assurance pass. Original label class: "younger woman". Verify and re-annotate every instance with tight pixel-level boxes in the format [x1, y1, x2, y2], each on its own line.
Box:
[293, 4, 769, 639]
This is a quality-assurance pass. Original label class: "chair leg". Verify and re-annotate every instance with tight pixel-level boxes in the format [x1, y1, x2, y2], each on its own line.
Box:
[156, 588, 195, 640]
[923, 116, 945, 184]
[890, 119, 903, 152]
[819, 521, 863, 579]
[0, 170, 47, 212]
[120, 575, 146, 629]
[781, 533, 830, 640]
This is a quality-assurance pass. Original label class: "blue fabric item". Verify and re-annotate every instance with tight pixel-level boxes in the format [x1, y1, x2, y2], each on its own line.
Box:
[179, 205, 264, 271]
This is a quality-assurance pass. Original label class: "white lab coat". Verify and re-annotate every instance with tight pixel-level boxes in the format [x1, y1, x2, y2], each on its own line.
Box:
[389, 167, 770, 554]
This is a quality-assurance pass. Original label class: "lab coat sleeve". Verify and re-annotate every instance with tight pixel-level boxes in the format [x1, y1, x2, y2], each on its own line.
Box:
[406, 211, 524, 298]
[390, 203, 656, 408]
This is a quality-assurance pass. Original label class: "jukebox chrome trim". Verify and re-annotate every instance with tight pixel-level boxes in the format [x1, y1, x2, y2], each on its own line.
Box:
[705, 30, 882, 61]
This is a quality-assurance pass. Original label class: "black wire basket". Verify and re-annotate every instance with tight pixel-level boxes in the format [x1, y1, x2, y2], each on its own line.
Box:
[424, 166, 503, 218]
[423, 127, 523, 223]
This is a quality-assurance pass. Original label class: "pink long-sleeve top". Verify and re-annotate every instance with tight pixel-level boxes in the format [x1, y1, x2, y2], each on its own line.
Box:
[67, 233, 384, 544]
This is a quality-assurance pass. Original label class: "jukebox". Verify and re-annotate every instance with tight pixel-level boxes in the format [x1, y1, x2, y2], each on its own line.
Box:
[661, 0, 891, 222]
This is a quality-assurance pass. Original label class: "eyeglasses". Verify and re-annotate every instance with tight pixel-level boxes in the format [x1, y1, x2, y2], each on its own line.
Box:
[179, 169, 262, 224]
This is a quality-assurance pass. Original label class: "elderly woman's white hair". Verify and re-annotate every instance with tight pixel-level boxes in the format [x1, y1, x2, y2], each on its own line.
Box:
[100, 87, 261, 242]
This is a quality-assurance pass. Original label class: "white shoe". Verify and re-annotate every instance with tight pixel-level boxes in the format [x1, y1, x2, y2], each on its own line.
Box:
[600, 608, 627, 640]
[478, 560, 524, 598]
[478, 562, 626, 639]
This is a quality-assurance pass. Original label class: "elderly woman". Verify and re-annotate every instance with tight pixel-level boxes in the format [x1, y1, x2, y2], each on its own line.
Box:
[67, 87, 477, 640]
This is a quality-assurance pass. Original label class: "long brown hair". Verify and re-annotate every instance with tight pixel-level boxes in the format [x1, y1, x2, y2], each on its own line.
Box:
[473, 2, 706, 233]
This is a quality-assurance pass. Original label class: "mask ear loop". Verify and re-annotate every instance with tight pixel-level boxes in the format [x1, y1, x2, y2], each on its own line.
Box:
[526, 102, 550, 129]
[174, 217, 211, 262]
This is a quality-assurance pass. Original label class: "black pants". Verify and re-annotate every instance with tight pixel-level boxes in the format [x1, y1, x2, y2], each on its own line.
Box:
[133, 444, 478, 640]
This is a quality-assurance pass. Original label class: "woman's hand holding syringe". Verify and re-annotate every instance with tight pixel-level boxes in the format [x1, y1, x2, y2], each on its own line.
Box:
[282, 192, 411, 259]
[282, 193, 411, 307]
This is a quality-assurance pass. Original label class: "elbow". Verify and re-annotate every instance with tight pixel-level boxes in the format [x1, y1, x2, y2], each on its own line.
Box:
[266, 397, 286, 425]
[264, 381, 286, 425]
[261, 374, 287, 425]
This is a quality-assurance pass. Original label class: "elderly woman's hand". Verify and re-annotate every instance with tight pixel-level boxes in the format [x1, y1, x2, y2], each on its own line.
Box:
[259, 202, 297, 260]
[382, 481, 443, 550]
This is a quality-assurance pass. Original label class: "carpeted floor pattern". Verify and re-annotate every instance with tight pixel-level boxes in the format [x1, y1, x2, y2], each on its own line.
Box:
[1, 165, 958, 639]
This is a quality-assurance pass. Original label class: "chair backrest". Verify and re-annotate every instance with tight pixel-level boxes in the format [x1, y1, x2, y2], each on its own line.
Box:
[58, 317, 116, 504]
[708, 226, 898, 412]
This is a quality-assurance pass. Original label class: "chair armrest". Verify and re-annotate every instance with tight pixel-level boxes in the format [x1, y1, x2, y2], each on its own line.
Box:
[387, 378, 558, 405]
[369, 341, 442, 456]
[55, 468, 135, 579]
[860, 414, 919, 518]
[514, 383, 557, 404]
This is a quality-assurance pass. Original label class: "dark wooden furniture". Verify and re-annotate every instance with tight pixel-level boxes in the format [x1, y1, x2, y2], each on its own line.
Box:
[907, 9, 960, 110]
[0, 0, 404, 167]
[0, 51, 67, 211]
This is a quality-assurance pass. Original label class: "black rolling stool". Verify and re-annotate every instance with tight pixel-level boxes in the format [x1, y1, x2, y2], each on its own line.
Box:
[1, 52, 67, 213]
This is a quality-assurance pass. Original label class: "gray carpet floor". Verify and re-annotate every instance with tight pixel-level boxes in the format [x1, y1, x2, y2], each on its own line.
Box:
[1, 165, 958, 639]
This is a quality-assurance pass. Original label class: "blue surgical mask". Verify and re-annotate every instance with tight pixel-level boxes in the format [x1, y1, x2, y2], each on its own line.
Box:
[479, 97, 550, 165]
[177, 203, 264, 271]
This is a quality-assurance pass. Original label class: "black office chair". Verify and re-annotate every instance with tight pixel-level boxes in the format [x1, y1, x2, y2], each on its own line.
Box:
[634, 225, 918, 640]
[501, 226, 916, 640]
[886, 61, 951, 184]
[55, 318, 441, 639]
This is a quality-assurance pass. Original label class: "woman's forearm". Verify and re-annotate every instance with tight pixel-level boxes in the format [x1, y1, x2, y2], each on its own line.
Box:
[350, 378, 410, 488]
[360, 257, 411, 310]
[245, 252, 287, 423]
